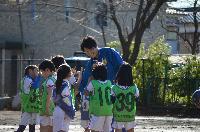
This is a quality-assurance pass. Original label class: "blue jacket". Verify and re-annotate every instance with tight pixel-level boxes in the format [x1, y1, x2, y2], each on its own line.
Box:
[79, 47, 123, 93]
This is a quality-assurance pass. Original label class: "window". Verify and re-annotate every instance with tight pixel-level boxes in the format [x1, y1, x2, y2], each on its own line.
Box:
[64, 0, 71, 23]
[167, 32, 177, 40]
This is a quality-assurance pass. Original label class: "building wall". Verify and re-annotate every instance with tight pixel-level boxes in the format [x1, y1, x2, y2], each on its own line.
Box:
[179, 33, 200, 54]
[0, 0, 167, 96]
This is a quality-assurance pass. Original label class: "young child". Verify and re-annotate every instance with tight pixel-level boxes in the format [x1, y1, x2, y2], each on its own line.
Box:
[51, 55, 82, 109]
[39, 60, 56, 132]
[16, 65, 40, 132]
[112, 63, 139, 132]
[53, 64, 82, 132]
[85, 63, 113, 132]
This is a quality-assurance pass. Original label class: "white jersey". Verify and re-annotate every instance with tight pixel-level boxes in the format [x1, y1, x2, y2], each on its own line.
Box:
[23, 76, 33, 94]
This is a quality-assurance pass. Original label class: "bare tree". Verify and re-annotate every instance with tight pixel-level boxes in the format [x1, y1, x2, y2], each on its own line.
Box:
[192, 0, 200, 54]
[15, 0, 168, 64]
[162, 0, 200, 55]
[108, 0, 168, 65]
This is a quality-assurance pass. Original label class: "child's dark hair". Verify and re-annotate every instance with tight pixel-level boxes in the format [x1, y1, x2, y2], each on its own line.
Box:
[24, 65, 38, 76]
[92, 63, 107, 81]
[39, 59, 55, 72]
[56, 64, 71, 94]
[116, 63, 133, 86]
[80, 36, 97, 51]
[51, 55, 66, 69]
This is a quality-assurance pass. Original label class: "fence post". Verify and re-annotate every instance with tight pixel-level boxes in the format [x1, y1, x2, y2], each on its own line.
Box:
[142, 58, 146, 105]
[163, 62, 168, 105]
[1, 48, 5, 96]
[163, 56, 169, 106]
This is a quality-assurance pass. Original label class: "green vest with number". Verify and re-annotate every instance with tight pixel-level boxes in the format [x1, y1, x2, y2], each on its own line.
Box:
[112, 85, 137, 122]
[89, 80, 113, 116]
[19, 77, 40, 113]
[40, 75, 56, 116]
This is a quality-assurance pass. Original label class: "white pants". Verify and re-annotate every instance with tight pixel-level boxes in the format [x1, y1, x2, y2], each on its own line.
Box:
[80, 120, 90, 129]
[89, 115, 112, 132]
[80, 95, 90, 128]
[112, 120, 136, 130]
[40, 116, 53, 126]
[53, 106, 71, 132]
[20, 112, 39, 126]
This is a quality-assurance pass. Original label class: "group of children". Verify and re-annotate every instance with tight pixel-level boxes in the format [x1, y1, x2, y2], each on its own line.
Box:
[83, 62, 139, 132]
[16, 56, 82, 132]
[15, 36, 139, 132]
[16, 58, 139, 132]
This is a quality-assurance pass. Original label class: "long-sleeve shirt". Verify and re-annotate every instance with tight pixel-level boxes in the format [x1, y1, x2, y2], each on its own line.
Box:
[79, 47, 123, 93]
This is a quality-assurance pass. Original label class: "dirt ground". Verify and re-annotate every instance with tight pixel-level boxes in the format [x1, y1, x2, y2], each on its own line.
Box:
[0, 111, 200, 132]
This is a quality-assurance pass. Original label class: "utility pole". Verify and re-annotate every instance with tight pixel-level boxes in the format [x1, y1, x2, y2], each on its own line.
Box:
[16, 0, 25, 86]
[16, 0, 25, 58]
[1, 49, 5, 96]
[83, 1, 87, 36]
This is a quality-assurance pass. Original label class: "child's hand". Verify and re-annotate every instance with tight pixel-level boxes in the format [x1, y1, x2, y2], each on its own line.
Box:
[77, 67, 83, 77]
[71, 67, 77, 74]
[80, 67, 83, 73]
[92, 60, 98, 68]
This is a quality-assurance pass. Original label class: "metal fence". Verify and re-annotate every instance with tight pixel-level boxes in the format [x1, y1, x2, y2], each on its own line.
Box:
[141, 77, 200, 106]
[1, 57, 200, 108]
[138, 60, 200, 107]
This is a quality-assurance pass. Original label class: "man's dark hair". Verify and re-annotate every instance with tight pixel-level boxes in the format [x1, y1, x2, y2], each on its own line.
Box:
[115, 63, 133, 86]
[51, 55, 66, 69]
[24, 65, 38, 76]
[92, 63, 107, 81]
[39, 59, 55, 72]
[80, 36, 97, 51]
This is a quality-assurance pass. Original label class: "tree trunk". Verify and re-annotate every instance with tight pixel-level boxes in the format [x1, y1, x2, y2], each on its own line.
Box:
[129, 31, 144, 65]
[193, 1, 199, 55]
[121, 41, 131, 62]
[101, 25, 107, 47]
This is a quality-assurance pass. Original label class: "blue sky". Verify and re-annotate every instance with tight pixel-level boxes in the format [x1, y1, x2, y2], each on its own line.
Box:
[168, 0, 200, 8]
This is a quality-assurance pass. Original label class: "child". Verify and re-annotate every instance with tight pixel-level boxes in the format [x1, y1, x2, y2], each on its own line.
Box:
[85, 63, 113, 132]
[112, 63, 139, 132]
[39, 60, 56, 132]
[16, 65, 40, 132]
[53, 64, 82, 132]
[51, 55, 82, 109]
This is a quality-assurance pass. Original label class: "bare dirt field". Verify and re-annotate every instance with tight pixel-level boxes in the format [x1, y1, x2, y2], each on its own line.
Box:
[0, 111, 200, 132]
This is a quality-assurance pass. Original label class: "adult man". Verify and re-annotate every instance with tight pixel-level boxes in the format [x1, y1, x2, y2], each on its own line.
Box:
[79, 36, 123, 131]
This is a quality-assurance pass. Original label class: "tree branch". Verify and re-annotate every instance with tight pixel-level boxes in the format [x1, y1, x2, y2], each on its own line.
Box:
[35, 1, 111, 19]
[108, 0, 126, 44]
[161, 20, 193, 48]
[143, 0, 166, 29]
[193, 0, 199, 54]
[139, 0, 155, 28]
[127, 0, 144, 43]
